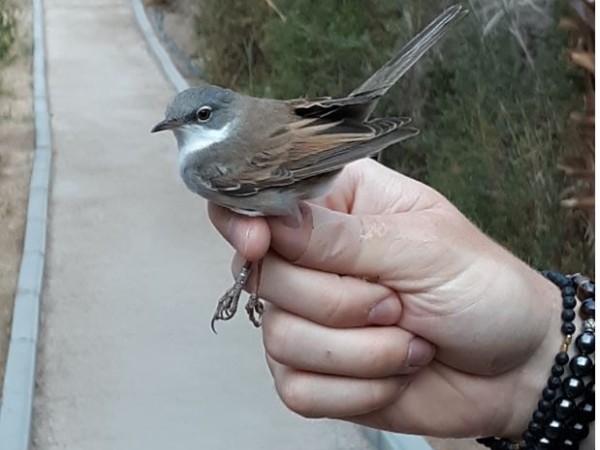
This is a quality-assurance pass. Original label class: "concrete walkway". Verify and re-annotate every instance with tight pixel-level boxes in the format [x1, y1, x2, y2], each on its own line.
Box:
[32, 1, 370, 449]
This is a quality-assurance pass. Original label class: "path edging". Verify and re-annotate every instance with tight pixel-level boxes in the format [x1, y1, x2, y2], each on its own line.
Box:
[132, 0, 189, 92]
[0, 0, 52, 448]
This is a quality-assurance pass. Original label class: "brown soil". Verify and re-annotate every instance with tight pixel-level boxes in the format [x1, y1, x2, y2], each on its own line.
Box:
[0, 0, 34, 385]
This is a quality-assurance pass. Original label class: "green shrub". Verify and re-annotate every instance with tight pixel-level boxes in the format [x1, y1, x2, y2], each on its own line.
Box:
[195, 0, 271, 91]
[413, 10, 592, 273]
[0, 1, 15, 64]
[195, 1, 593, 274]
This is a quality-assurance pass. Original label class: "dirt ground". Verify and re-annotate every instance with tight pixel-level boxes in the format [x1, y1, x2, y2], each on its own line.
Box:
[0, 0, 34, 386]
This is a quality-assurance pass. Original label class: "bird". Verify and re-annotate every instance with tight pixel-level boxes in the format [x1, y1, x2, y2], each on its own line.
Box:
[152, 4, 468, 331]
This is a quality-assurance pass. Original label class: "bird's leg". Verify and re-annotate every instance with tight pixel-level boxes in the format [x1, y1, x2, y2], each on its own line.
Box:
[245, 258, 264, 327]
[211, 260, 253, 333]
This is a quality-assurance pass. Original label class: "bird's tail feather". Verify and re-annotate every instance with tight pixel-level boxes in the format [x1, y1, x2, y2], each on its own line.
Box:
[351, 4, 468, 98]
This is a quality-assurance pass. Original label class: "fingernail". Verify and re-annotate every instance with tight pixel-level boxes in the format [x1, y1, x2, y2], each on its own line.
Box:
[368, 297, 401, 325]
[406, 338, 435, 368]
[226, 218, 247, 254]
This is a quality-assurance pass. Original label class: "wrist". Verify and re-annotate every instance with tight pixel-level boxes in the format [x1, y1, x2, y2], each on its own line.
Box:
[500, 273, 565, 439]
[483, 271, 595, 449]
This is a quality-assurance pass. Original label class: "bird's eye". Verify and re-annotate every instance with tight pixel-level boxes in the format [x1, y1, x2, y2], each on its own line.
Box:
[196, 106, 212, 122]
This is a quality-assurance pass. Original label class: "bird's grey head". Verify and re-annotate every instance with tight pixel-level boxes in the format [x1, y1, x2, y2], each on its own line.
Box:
[152, 85, 238, 132]
[151, 85, 239, 161]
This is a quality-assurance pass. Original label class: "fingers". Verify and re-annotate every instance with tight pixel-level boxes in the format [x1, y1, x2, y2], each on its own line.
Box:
[266, 354, 411, 419]
[208, 202, 270, 261]
[232, 253, 402, 327]
[263, 305, 435, 378]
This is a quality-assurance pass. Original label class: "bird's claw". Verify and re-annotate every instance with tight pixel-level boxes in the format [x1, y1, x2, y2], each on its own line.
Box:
[210, 286, 242, 333]
[210, 261, 253, 333]
[245, 293, 264, 328]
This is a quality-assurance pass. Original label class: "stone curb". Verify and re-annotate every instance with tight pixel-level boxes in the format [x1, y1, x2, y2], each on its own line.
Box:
[0, 0, 51, 448]
[132, 0, 189, 92]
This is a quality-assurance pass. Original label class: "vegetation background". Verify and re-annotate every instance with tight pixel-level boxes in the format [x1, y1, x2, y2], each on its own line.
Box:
[192, 0, 594, 275]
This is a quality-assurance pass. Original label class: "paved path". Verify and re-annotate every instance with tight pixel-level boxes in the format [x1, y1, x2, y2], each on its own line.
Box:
[32, 1, 370, 449]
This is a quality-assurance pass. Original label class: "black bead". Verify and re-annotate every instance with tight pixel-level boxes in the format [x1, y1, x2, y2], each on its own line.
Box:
[522, 430, 535, 443]
[529, 421, 543, 434]
[563, 286, 576, 297]
[575, 332, 595, 355]
[548, 375, 563, 389]
[563, 296, 577, 309]
[535, 437, 552, 450]
[577, 401, 594, 422]
[539, 399, 553, 412]
[544, 270, 570, 288]
[554, 397, 575, 420]
[542, 388, 556, 401]
[585, 381, 594, 401]
[569, 355, 593, 377]
[557, 438, 579, 450]
[568, 421, 589, 440]
[555, 352, 570, 366]
[571, 274, 588, 287]
[577, 281, 595, 300]
[476, 437, 496, 447]
[561, 322, 576, 335]
[532, 409, 547, 422]
[563, 377, 585, 398]
[552, 364, 565, 377]
[580, 299, 595, 319]
[562, 309, 576, 321]
[546, 419, 564, 439]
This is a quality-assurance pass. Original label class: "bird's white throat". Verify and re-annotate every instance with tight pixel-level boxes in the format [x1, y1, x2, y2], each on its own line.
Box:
[175, 123, 232, 164]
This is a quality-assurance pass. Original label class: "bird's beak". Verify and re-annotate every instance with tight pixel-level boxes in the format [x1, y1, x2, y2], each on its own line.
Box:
[151, 118, 179, 133]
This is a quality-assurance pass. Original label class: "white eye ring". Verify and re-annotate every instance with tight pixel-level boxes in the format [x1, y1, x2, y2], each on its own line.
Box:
[196, 106, 212, 122]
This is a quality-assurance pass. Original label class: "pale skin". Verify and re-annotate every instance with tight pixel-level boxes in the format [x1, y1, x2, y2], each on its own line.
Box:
[208, 158, 592, 443]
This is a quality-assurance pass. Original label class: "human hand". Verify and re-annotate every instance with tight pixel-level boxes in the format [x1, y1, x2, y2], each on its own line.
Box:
[208, 158, 563, 439]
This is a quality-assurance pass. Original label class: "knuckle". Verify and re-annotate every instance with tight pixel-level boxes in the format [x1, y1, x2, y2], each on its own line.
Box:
[277, 373, 321, 418]
[262, 309, 289, 362]
[364, 333, 399, 375]
[320, 276, 348, 326]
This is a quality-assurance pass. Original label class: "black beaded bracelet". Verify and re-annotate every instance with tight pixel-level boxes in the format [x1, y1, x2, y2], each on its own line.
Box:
[477, 271, 595, 450]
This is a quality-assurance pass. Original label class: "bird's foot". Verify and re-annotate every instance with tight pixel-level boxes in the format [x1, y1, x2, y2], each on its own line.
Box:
[245, 294, 264, 328]
[245, 258, 264, 327]
[211, 260, 252, 333]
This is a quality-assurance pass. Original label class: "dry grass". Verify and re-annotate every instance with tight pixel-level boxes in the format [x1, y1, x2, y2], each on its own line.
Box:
[559, 0, 594, 239]
[0, 0, 34, 385]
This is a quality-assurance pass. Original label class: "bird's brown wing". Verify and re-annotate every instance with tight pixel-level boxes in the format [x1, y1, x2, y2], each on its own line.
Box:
[287, 117, 418, 178]
[210, 115, 418, 197]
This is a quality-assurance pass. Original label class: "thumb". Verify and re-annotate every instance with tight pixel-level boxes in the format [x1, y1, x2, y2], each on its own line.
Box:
[268, 202, 450, 281]
[207, 202, 271, 261]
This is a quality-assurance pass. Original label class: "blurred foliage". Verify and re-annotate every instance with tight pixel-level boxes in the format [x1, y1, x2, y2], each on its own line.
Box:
[195, 0, 594, 274]
[416, 11, 592, 272]
[196, 0, 271, 90]
[0, 0, 16, 65]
